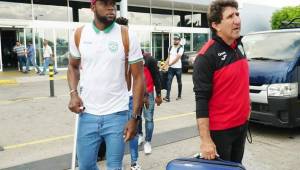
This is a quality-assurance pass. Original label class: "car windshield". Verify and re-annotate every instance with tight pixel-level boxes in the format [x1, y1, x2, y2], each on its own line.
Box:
[242, 32, 300, 61]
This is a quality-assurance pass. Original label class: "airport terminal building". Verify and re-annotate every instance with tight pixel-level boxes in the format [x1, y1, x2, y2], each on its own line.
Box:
[0, 0, 211, 72]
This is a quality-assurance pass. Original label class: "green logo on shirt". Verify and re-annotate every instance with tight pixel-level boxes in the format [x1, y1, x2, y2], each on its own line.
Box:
[108, 41, 118, 53]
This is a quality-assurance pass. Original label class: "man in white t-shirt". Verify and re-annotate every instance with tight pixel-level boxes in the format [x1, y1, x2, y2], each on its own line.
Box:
[163, 34, 184, 102]
[40, 40, 58, 75]
[67, 0, 144, 170]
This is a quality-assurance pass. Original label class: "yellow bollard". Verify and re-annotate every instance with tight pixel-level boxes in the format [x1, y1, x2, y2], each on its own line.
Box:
[49, 64, 55, 97]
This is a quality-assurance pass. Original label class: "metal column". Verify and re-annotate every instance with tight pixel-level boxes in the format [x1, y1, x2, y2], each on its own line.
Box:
[120, 0, 128, 18]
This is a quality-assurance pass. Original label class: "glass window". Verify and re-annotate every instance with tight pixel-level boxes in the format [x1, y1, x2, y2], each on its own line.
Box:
[174, 2, 192, 27]
[193, 13, 202, 27]
[79, 8, 93, 23]
[151, 0, 173, 26]
[182, 33, 191, 52]
[135, 31, 151, 53]
[128, 12, 150, 25]
[152, 33, 163, 60]
[0, 1, 32, 20]
[193, 33, 208, 51]
[242, 32, 300, 61]
[173, 12, 192, 27]
[152, 13, 173, 26]
[25, 29, 33, 46]
[56, 29, 69, 68]
[34, 28, 44, 66]
[34, 28, 55, 66]
[33, 0, 71, 21]
[152, 33, 169, 61]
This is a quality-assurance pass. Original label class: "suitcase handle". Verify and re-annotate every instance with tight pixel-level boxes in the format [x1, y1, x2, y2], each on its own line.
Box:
[194, 153, 224, 161]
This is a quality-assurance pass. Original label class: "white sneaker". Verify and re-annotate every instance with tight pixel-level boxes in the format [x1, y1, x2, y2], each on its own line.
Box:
[138, 134, 144, 145]
[131, 162, 142, 170]
[144, 142, 152, 154]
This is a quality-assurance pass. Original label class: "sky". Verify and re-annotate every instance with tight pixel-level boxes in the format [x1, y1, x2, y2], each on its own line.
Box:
[240, 0, 300, 8]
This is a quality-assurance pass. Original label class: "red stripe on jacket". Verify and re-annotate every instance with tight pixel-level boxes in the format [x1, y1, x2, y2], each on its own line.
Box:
[198, 39, 215, 56]
[209, 59, 250, 130]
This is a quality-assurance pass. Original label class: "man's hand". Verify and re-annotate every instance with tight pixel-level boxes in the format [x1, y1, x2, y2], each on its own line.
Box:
[68, 93, 84, 113]
[155, 96, 162, 106]
[123, 119, 138, 142]
[143, 96, 149, 109]
[200, 138, 217, 160]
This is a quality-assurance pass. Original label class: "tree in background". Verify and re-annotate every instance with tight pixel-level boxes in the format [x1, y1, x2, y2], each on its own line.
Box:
[271, 6, 300, 29]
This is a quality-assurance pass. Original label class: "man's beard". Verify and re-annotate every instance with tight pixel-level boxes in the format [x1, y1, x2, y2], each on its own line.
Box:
[95, 13, 116, 25]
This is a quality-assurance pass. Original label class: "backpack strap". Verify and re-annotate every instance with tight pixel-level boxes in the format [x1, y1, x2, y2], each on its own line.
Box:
[121, 25, 130, 90]
[177, 45, 183, 53]
[74, 26, 84, 52]
[121, 25, 129, 58]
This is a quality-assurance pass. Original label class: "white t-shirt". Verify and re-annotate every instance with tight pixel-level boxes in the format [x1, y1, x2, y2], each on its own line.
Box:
[169, 46, 184, 68]
[69, 23, 142, 116]
[43, 45, 53, 58]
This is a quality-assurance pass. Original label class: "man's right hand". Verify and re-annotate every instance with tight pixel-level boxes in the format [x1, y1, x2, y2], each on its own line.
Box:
[68, 93, 84, 113]
[200, 138, 217, 160]
[155, 96, 162, 106]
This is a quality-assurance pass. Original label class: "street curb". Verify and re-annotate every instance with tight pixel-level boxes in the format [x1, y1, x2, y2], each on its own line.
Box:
[0, 79, 17, 85]
[1, 125, 198, 170]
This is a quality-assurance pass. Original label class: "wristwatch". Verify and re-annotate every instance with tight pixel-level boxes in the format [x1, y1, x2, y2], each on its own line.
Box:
[131, 114, 142, 121]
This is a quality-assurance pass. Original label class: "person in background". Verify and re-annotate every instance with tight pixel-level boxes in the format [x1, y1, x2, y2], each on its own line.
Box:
[138, 49, 162, 155]
[163, 34, 184, 102]
[26, 41, 41, 74]
[115, 16, 142, 170]
[13, 41, 27, 73]
[39, 40, 58, 75]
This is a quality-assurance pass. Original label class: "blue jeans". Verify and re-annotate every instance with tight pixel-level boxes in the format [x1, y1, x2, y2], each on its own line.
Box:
[17, 56, 27, 71]
[128, 96, 139, 164]
[166, 67, 182, 99]
[42, 57, 57, 73]
[138, 92, 155, 142]
[26, 55, 41, 72]
[77, 112, 128, 170]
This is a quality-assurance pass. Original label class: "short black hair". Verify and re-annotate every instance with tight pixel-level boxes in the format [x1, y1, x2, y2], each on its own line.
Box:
[207, 0, 238, 33]
[115, 17, 129, 26]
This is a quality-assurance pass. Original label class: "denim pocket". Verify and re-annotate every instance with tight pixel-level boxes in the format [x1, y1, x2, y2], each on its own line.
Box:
[114, 110, 128, 116]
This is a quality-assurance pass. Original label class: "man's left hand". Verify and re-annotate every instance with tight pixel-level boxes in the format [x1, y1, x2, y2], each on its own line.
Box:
[123, 119, 138, 142]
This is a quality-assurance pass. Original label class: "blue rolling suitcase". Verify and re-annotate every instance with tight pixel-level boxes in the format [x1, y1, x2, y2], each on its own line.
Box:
[166, 157, 246, 170]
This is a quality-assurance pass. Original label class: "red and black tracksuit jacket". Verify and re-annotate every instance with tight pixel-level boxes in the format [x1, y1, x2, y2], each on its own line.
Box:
[193, 34, 250, 130]
[143, 52, 161, 96]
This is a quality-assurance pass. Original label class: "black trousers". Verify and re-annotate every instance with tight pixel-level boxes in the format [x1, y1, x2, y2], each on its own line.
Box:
[211, 122, 248, 163]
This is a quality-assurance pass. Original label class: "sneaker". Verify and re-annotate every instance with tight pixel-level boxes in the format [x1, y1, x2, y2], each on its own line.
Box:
[39, 72, 45, 76]
[176, 97, 182, 100]
[138, 134, 144, 145]
[144, 142, 152, 154]
[54, 71, 58, 75]
[131, 162, 142, 170]
[163, 97, 170, 102]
